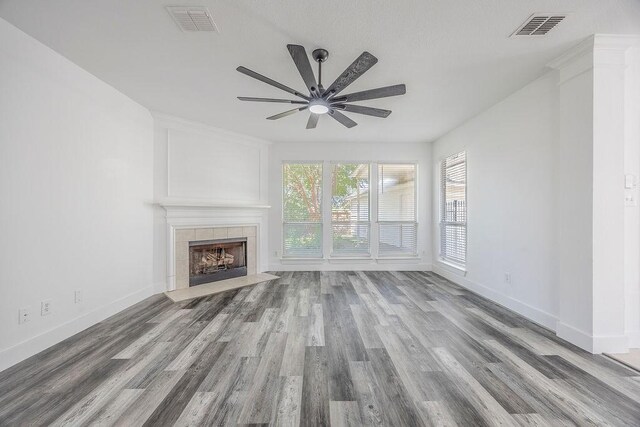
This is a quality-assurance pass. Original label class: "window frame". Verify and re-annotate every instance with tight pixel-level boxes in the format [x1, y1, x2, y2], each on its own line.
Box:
[377, 162, 419, 257]
[330, 162, 372, 257]
[281, 161, 324, 259]
[439, 152, 467, 267]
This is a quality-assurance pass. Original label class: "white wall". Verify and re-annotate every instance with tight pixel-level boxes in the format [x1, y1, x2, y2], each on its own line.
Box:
[432, 36, 640, 354]
[268, 141, 432, 271]
[432, 72, 558, 329]
[0, 18, 155, 371]
[152, 114, 271, 290]
[624, 46, 640, 347]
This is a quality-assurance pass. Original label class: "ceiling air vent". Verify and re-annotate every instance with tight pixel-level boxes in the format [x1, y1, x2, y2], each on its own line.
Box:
[512, 14, 566, 37]
[166, 6, 218, 32]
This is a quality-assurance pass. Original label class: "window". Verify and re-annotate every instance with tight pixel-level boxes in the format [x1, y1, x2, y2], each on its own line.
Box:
[378, 164, 417, 256]
[282, 163, 323, 257]
[331, 164, 370, 256]
[440, 151, 467, 265]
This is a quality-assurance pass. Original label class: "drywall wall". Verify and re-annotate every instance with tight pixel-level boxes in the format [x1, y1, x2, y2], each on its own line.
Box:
[152, 114, 271, 290]
[431, 72, 558, 329]
[268, 141, 432, 271]
[624, 46, 640, 348]
[433, 36, 640, 353]
[0, 18, 155, 371]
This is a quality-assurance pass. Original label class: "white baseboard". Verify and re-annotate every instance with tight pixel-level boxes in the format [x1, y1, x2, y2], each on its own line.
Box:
[433, 264, 557, 331]
[555, 322, 628, 354]
[592, 334, 628, 354]
[433, 265, 632, 354]
[556, 321, 594, 352]
[268, 261, 432, 272]
[627, 331, 640, 349]
[0, 285, 156, 373]
[153, 280, 168, 293]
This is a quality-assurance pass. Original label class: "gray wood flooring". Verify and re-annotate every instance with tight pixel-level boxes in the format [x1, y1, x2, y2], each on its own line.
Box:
[1, 271, 639, 426]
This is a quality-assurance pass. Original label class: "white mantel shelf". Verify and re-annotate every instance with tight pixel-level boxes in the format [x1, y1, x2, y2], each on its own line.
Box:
[156, 198, 271, 209]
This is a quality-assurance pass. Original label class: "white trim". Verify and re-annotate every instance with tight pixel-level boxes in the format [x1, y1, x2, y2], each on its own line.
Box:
[433, 265, 557, 330]
[328, 257, 373, 263]
[376, 256, 420, 262]
[157, 198, 270, 209]
[555, 322, 628, 354]
[555, 321, 594, 353]
[434, 265, 632, 354]
[0, 285, 155, 373]
[627, 331, 640, 349]
[436, 259, 467, 275]
[280, 258, 327, 265]
[270, 262, 432, 272]
[593, 334, 629, 354]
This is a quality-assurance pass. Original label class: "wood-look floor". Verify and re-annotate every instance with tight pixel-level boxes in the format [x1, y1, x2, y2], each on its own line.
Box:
[1, 271, 639, 426]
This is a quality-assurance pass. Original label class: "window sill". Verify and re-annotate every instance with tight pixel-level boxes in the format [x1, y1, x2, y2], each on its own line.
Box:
[376, 255, 420, 263]
[329, 257, 374, 264]
[437, 258, 467, 275]
[280, 257, 325, 264]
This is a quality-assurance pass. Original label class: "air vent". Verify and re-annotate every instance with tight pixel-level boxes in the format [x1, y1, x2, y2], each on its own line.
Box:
[512, 14, 566, 37]
[166, 6, 218, 32]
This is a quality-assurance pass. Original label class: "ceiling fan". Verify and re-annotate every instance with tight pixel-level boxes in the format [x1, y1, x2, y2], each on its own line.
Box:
[236, 45, 406, 129]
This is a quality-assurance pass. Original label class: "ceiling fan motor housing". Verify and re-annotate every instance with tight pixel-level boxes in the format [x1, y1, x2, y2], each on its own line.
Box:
[312, 49, 329, 63]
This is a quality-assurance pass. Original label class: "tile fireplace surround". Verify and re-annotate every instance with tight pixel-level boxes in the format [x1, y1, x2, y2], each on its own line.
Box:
[160, 201, 270, 291]
[174, 226, 256, 289]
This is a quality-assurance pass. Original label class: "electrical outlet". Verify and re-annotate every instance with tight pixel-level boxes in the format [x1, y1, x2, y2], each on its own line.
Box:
[18, 307, 30, 324]
[505, 273, 511, 284]
[74, 290, 83, 304]
[41, 300, 52, 316]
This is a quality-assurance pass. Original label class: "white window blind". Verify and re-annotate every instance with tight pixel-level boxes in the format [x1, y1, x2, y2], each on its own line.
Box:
[378, 164, 417, 256]
[331, 164, 370, 256]
[282, 163, 323, 257]
[440, 151, 467, 265]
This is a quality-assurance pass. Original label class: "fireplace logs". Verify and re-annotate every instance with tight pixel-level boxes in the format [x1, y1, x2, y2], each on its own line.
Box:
[189, 238, 247, 286]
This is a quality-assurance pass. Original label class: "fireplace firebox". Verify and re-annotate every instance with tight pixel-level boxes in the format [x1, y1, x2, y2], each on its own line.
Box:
[188, 238, 247, 286]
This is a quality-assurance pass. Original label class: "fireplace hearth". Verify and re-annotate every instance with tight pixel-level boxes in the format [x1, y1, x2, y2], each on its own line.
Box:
[189, 238, 247, 286]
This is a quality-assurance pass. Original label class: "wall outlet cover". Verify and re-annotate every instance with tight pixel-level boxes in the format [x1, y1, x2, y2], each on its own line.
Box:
[18, 307, 30, 324]
[74, 290, 83, 304]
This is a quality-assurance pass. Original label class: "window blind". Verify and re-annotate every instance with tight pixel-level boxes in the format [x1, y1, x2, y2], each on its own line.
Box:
[440, 152, 466, 265]
[282, 163, 323, 257]
[378, 164, 417, 256]
[331, 164, 370, 256]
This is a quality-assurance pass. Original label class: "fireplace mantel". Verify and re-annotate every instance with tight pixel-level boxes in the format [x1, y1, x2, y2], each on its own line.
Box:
[157, 198, 271, 209]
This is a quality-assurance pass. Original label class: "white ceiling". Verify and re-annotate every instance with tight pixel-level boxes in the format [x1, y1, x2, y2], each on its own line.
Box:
[1, 0, 639, 144]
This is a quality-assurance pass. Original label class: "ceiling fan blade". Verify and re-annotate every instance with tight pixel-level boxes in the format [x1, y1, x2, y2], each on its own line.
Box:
[237, 66, 310, 101]
[336, 104, 391, 118]
[267, 106, 308, 120]
[287, 44, 319, 95]
[306, 114, 319, 129]
[323, 52, 378, 98]
[329, 110, 358, 128]
[238, 96, 307, 104]
[331, 84, 406, 103]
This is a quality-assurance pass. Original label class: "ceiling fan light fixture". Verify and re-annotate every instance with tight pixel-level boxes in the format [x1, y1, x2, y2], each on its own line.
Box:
[309, 100, 329, 114]
[236, 44, 407, 129]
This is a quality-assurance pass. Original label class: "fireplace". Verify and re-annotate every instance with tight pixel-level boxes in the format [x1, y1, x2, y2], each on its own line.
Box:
[189, 238, 247, 286]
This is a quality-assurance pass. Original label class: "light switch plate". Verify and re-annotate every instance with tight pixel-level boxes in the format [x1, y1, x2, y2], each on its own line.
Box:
[41, 300, 52, 316]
